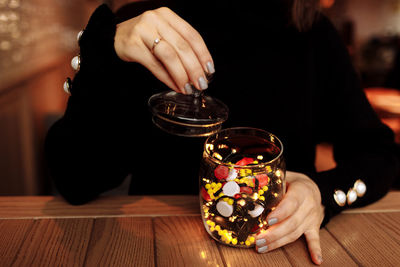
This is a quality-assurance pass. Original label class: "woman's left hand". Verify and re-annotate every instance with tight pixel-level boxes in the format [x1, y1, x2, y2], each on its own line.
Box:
[255, 171, 325, 265]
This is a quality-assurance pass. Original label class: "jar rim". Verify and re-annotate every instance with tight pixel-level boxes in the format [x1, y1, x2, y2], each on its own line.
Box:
[204, 127, 284, 168]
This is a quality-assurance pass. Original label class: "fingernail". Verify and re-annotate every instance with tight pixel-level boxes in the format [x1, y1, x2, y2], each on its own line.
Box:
[268, 218, 278, 226]
[257, 245, 268, 253]
[206, 61, 215, 74]
[184, 83, 193, 95]
[317, 255, 323, 264]
[255, 239, 266, 247]
[198, 76, 208, 90]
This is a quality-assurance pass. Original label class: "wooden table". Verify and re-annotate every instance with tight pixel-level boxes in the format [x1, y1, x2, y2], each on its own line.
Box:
[0, 192, 399, 266]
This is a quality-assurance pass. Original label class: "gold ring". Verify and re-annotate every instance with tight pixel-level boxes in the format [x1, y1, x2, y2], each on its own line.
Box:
[151, 37, 162, 53]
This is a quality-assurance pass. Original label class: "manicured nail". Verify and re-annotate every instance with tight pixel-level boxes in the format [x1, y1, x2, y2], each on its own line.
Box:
[268, 218, 278, 226]
[317, 255, 323, 264]
[257, 245, 268, 253]
[198, 76, 208, 90]
[255, 239, 266, 247]
[184, 83, 193, 95]
[206, 61, 215, 74]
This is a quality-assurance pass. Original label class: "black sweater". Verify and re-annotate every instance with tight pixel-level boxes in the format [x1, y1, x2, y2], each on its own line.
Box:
[45, 1, 400, 225]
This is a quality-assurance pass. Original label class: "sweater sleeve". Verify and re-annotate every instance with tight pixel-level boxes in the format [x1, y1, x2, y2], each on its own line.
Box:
[44, 4, 165, 204]
[310, 15, 400, 225]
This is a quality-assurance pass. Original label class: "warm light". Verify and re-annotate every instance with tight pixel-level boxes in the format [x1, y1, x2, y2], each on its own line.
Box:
[212, 152, 223, 160]
[200, 251, 206, 259]
[206, 144, 214, 152]
[217, 144, 229, 149]
[238, 199, 246, 206]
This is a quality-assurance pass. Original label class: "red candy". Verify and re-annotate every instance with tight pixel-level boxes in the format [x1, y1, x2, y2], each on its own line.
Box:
[235, 157, 255, 166]
[214, 165, 229, 180]
[201, 187, 212, 201]
[240, 186, 253, 194]
[255, 174, 269, 188]
[250, 224, 260, 233]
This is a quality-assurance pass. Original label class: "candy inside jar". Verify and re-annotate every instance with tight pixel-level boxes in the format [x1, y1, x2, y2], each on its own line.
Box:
[199, 127, 286, 248]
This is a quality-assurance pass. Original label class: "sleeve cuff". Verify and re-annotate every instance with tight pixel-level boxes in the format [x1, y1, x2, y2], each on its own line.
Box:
[70, 4, 126, 96]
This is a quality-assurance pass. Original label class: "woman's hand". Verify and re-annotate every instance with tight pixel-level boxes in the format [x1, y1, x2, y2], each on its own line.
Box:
[114, 7, 214, 94]
[255, 171, 325, 265]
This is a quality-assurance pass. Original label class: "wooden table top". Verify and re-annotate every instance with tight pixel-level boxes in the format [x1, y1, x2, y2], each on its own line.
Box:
[1, 192, 399, 266]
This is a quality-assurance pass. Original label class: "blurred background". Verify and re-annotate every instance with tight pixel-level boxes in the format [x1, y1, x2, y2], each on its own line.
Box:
[0, 0, 399, 196]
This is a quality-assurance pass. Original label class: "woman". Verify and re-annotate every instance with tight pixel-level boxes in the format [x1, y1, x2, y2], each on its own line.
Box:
[45, 0, 400, 264]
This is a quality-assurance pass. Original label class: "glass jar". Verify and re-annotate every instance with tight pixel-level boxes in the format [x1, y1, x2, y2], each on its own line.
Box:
[199, 127, 286, 248]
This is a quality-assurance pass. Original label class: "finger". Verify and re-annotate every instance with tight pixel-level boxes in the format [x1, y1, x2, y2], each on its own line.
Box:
[134, 42, 181, 93]
[305, 228, 323, 265]
[135, 17, 189, 93]
[257, 204, 309, 245]
[149, 37, 190, 93]
[156, 19, 208, 90]
[156, 7, 214, 73]
[266, 183, 303, 227]
[256, 226, 304, 254]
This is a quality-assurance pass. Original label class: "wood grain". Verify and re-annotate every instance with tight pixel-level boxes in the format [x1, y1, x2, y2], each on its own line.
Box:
[154, 216, 224, 266]
[12, 218, 93, 266]
[0, 195, 199, 218]
[326, 213, 400, 266]
[218, 244, 291, 267]
[283, 229, 358, 266]
[84, 217, 154, 266]
[364, 212, 400, 246]
[0, 219, 34, 266]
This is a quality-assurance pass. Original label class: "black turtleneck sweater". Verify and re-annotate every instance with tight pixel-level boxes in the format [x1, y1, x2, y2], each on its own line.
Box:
[45, 1, 400, 225]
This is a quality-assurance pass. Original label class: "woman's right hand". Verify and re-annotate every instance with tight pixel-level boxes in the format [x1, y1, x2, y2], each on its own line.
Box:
[114, 7, 215, 94]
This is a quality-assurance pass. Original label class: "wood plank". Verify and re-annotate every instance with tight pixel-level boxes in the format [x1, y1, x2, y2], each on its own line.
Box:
[363, 212, 400, 246]
[283, 229, 358, 266]
[12, 218, 93, 266]
[326, 213, 400, 266]
[84, 217, 154, 266]
[0, 192, 398, 218]
[0, 219, 35, 266]
[154, 216, 224, 266]
[218, 244, 291, 267]
[0, 195, 199, 218]
[343, 191, 400, 213]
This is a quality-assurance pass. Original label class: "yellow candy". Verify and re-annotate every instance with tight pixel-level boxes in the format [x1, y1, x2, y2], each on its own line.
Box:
[262, 186, 268, 191]
[228, 199, 234, 205]
[232, 238, 238, 245]
[205, 184, 211, 189]
[211, 182, 217, 188]
[258, 189, 264, 195]
[249, 236, 255, 243]
[210, 226, 215, 231]
[245, 240, 251, 246]
[259, 196, 265, 201]
[215, 225, 221, 231]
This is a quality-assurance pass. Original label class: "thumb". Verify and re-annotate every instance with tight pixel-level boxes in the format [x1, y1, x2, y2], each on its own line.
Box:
[304, 228, 323, 265]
